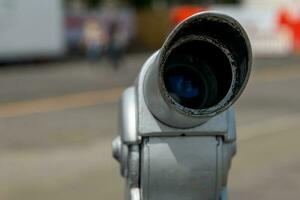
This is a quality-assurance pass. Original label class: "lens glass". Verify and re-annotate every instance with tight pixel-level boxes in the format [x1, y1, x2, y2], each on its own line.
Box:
[163, 40, 232, 110]
[165, 64, 208, 109]
[168, 74, 199, 98]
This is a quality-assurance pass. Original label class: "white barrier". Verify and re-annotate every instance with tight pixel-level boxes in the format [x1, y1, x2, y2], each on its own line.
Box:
[210, 5, 293, 57]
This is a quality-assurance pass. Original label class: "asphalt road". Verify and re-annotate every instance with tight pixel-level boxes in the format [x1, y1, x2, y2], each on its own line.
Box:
[0, 54, 299, 200]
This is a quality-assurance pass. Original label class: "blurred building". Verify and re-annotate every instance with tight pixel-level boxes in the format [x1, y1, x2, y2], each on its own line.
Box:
[1, 0, 299, 61]
[124, 0, 300, 56]
[212, 0, 300, 56]
[0, 0, 65, 62]
[244, 0, 296, 7]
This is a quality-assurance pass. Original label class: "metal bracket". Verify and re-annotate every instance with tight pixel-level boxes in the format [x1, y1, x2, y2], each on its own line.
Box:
[140, 136, 223, 200]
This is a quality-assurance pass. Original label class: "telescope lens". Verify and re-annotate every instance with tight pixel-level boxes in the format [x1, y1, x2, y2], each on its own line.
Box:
[163, 40, 232, 110]
[164, 63, 217, 109]
[168, 72, 200, 99]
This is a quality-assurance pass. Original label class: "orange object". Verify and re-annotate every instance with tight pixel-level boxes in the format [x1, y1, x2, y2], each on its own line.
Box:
[170, 6, 206, 26]
[278, 8, 300, 52]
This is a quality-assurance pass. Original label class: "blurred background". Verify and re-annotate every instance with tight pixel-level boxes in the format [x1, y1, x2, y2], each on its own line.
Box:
[0, 0, 300, 199]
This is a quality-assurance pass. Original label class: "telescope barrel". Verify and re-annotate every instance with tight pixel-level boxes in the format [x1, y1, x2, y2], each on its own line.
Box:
[143, 12, 252, 128]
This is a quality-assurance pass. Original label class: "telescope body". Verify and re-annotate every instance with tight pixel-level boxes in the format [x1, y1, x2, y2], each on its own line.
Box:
[113, 12, 252, 200]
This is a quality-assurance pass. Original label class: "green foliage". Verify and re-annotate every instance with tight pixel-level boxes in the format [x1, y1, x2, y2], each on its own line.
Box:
[218, 0, 240, 3]
[127, 0, 151, 8]
[87, 0, 102, 8]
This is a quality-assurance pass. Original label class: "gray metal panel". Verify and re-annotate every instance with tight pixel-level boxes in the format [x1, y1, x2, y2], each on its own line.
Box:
[141, 137, 220, 200]
[138, 106, 228, 136]
[120, 87, 140, 144]
[224, 107, 237, 142]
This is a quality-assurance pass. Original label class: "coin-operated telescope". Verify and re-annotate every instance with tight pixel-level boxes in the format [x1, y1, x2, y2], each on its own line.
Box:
[112, 12, 252, 200]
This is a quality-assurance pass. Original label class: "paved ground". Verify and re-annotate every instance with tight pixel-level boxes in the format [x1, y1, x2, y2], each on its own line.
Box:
[0, 54, 299, 200]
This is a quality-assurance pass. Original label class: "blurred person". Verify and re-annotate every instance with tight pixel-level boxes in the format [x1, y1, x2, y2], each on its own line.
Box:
[82, 17, 107, 61]
[100, 0, 135, 68]
[65, 0, 86, 56]
[107, 21, 124, 68]
[66, 12, 85, 56]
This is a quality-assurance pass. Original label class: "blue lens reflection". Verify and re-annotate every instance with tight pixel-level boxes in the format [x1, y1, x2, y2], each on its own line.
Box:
[168, 74, 200, 99]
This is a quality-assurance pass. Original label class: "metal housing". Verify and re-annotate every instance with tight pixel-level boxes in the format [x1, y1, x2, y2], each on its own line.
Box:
[112, 11, 252, 200]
